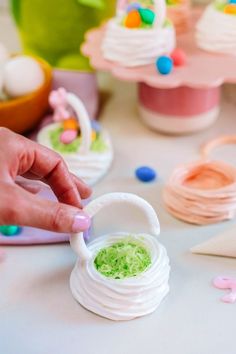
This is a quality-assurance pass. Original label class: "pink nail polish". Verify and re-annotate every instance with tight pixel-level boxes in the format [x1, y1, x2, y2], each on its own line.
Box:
[72, 212, 91, 233]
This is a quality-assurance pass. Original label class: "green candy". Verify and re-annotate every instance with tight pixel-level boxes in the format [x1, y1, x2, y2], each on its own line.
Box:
[139, 8, 156, 25]
[0, 225, 20, 236]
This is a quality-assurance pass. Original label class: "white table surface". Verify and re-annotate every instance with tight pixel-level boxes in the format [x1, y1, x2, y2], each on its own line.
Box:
[1, 12, 236, 354]
[1, 78, 236, 354]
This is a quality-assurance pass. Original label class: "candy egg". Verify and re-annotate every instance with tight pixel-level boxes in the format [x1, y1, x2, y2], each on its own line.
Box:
[229, 0, 236, 4]
[156, 56, 173, 75]
[60, 129, 78, 144]
[91, 120, 101, 133]
[0, 225, 21, 236]
[125, 10, 141, 28]
[63, 117, 79, 131]
[139, 8, 156, 25]
[171, 48, 187, 66]
[127, 2, 141, 12]
[224, 4, 236, 14]
[91, 130, 97, 142]
[3, 56, 45, 98]
[135, 166, 157, 183]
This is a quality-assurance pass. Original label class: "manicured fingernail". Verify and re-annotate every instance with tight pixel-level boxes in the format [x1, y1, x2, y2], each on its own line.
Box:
[72, 212, 91, 232]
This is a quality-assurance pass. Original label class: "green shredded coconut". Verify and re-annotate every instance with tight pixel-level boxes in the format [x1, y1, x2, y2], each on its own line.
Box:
[49, 127, 107, 154]
[94, 238, 152, 279]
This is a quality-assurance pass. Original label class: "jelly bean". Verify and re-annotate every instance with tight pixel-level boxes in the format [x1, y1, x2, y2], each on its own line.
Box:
[135, 166, 157, 182]
[224, 4, 236, 14]
[91, 120, 101, 133]
[229, 0, 236, 4]
[60, 129, 78, 144]
[125, 10, 141, 28]
[127, 2, 141, 12]
[0, 225, 21, 236]
[139, 8, 156, 25]
[156, 56, 173, 75]
[91, 130, 97, 142]
[171, 48, 187, 66]
[63, 117, 79, 131]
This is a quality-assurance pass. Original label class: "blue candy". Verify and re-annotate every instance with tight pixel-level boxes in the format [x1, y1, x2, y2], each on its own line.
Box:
[135, 166, 157, 183]
[91, 120, 101, 133]
[156, 56, 173, 75]
[229, 0, 236, 4]
[127, 2, 141, 12]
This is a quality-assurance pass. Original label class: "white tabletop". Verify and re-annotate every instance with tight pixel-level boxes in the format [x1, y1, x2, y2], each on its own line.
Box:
[1, 77, 236, 354]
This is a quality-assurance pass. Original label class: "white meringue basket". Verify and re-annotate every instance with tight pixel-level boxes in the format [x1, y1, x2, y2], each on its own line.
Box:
[70, 193, 170, 321]
[37, 91, 113, 186]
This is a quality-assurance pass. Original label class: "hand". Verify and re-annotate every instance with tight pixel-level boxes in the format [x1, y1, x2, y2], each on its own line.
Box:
[0, 128, 91, 233]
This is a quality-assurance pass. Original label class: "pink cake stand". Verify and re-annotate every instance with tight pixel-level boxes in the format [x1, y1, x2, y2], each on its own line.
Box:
[82, 8, 236, 134]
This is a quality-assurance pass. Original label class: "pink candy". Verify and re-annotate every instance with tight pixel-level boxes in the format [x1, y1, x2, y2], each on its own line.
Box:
[60, 129, 78, 144]
[213, 276, 236, 303]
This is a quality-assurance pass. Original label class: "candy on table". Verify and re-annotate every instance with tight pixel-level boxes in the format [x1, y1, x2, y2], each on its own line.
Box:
[213, 276, 236, 303]
[224, 3, 236, 14]
[135, 166, 157, 182]
[0, 225, 21, 236]
[125, 9, 142, 28]
[171, 48, 186, 67]
[3, 56, 45, 98]
[156, 56, 173, 75]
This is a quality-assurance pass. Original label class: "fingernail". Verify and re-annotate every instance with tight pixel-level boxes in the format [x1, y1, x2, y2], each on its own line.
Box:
[72, 212, 91, 233]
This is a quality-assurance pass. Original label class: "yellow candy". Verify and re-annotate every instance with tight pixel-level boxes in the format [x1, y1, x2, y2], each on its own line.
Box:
[125, 10, 141, 28]
[91, 130, 96, 142]
[63, 117, 79, 131]
[224, 4, 236, 15]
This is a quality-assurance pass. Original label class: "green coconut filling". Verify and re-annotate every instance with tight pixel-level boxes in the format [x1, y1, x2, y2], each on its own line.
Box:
[94, 238, 152, 279]
[49, 127, 108, 154]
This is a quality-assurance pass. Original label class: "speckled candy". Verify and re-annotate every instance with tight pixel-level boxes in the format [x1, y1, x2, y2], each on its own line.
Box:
[171, 48, 187, 67]
[0, 225, 21, 236]
[125, 10, 141, 28]
[156, 56, 173, 75]
[139, 8, 156, 25]
[135, 166, 157, 182]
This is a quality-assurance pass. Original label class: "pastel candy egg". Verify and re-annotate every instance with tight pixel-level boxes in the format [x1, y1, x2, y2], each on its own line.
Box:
[0, 225, 21, 236]
[171, 48, 187, 66]
[91, 120, 101, 133]
[156, 56, 173, 75]
[139, 8, 156, 25]
[125, 10, 141, 28]
[135, 166, 157, 183]
[127, 2, 141, 12]
[3, 56, 45, 98]
[91, 130, 97, 142]
[60, 129, 77, 144]
[224, 4, 236, 14]
[229, 0, 236, 4]
[63, 117, 79, 131]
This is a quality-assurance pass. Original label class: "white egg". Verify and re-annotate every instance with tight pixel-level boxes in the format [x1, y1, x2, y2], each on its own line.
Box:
[3, 56, 45, 98]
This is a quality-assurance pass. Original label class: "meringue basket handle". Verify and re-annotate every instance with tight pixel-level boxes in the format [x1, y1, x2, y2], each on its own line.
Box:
[70, 193, 160, 262]
[66, 93, 92, 154]
[201, 135, 236, 160]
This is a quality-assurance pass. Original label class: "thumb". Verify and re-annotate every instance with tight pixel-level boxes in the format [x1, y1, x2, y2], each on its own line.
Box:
[0, 183, 91, 233]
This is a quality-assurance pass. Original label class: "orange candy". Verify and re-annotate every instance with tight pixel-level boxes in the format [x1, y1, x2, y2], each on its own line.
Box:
[63, 117, 78, 131]
[91, 130, 97, 142]
[125, 10, 141, 28]
[224, 4, 236, 15]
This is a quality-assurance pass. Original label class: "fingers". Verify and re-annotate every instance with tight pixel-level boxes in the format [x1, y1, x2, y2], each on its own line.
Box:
[15, 177, 43, 194]
[71, 174, 92, 200]
[0, 182, 91, 233]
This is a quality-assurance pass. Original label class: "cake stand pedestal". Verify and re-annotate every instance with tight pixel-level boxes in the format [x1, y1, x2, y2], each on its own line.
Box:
[82, 8, 236, 135]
